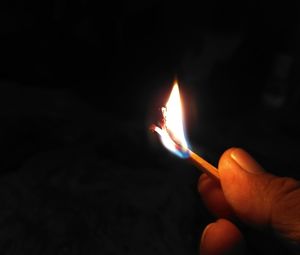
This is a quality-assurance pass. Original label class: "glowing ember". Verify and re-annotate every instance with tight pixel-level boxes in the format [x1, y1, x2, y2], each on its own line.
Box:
[152, 81, 190, 158]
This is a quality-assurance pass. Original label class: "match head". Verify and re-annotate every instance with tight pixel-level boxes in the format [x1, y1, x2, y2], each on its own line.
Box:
[150, 123, 190, 159]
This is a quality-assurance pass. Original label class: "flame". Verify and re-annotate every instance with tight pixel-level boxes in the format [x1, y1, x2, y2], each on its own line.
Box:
[152, 81, 190, 158]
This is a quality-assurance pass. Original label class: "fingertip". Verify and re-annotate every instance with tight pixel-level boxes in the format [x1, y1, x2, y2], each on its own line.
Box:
[217, 148, 271, 226]
[198, 173, 210, 193]
[198, 173, 234, 218]
[200, 222, 216, 249]
[218, 147, 239, 170]
[219, 147, 264, 175]
[230, 148, 265, 174]
[199, 172, 209, 183]
[200, 219, 245, 255]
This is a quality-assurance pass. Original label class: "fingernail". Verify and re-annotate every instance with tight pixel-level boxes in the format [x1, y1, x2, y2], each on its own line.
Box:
[230, 148, 264, 174]
[200, 223, 214, 247]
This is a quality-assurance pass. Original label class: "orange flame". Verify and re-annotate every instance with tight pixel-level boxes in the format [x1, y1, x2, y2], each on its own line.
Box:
[152, 81, 189, 158]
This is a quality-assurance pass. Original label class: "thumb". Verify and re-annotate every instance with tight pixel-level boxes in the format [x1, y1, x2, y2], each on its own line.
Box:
[219, 148, 300, 245]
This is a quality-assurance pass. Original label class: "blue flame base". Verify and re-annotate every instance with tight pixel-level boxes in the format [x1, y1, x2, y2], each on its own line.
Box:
[173, 149, 190, 159]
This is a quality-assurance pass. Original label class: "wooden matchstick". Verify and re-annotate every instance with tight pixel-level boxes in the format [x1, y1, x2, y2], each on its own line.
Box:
[189, 150, 220, 181]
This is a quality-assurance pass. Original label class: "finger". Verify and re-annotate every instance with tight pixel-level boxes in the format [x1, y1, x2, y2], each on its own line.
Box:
[200, 219, 245, 255]
[219, 147, 300, 246]
[218, 148, 271, 226]
[198, 173, 234, 218]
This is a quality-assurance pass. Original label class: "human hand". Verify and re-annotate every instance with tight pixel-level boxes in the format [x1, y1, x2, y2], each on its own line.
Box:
[198, 148, 300, 255]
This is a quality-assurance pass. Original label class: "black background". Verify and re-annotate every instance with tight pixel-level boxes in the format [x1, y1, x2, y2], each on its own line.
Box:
[0, 1, 299, 254]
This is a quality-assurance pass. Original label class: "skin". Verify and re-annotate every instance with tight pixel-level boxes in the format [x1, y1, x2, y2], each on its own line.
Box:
[198, 148, 300, 255]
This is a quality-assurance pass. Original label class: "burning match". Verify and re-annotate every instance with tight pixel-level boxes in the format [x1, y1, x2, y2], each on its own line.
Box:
[151, 81, 220, 181]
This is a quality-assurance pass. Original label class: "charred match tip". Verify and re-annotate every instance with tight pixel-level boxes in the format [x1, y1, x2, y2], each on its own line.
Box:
[149, 124, 157, 132]
[149, 125, 219, 181]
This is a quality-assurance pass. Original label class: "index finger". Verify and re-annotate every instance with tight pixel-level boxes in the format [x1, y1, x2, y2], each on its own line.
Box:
[198, 173, 234, 219]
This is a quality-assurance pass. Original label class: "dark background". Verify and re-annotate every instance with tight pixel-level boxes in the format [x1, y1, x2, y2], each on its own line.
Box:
[0, 1, 300, 254]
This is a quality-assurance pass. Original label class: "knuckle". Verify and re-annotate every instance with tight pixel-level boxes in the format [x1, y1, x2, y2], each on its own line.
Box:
[273, 177, 300, 198]
[268, 177, 300, 243]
